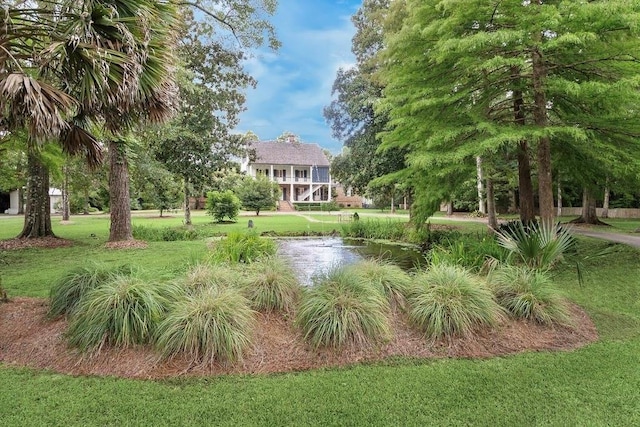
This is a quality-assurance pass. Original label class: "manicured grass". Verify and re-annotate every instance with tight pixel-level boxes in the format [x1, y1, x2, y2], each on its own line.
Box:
[1, 214, 640, 425]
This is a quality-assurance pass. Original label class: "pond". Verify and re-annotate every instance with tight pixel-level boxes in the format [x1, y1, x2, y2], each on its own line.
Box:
[276, 237, 424, 285]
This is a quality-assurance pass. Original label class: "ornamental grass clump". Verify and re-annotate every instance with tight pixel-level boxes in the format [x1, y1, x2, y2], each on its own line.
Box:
[346, 259, 412, 309]
[489, 265, 571, 326]
[155, 285, 255, 365]
[209, 230, 276, 264]
[179, 263, 242, 294]
[48, 263, 136, 318]
[408, 264, 504, 340]
[296, 267, 391, 348]
[242, 257, 301, 313]
[65, 275, 179, 352]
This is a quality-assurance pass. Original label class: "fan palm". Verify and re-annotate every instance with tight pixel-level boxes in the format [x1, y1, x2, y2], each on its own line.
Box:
[1, 0, 179, 239]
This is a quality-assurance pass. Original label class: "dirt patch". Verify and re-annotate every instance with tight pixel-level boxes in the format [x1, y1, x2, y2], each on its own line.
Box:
[0, 297, 598, 379]
[0, 237, 74, 250]
[104, 240, 148, 249]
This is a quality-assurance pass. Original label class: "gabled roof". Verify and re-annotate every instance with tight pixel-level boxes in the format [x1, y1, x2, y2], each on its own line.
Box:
[250, 141, 330, 167]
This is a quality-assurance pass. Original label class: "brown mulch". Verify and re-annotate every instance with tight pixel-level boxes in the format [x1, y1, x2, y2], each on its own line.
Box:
[0, 237, 74, 250]
[104, 240, 148, 249]
[0, 297, 598, 380]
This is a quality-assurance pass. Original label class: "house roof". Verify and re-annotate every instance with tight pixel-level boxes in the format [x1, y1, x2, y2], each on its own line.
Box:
[250, 141, 330, 167]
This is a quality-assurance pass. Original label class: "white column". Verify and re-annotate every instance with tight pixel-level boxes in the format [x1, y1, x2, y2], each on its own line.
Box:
[309, 166, 313, 201]
[328, 173, 332, 202]
[270, 164, 274, 182]
[290, 165, 294, 202]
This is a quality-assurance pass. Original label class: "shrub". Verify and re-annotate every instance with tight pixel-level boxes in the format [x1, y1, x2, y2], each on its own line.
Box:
[345, 259, 412, 308]
[66, 275, 180, 352]
[296, 267, 391, 348]
[340, 219, 406, 241]
[489, 265, 571, 325]
[132, 225, 199, 242]
[206, 190, 241, 222]
[48, 263, 135, 318]
[242, 257, 301, 313]
[408, 264, 504, 340]
[155, 285, 255, 365]
[209, 230, 276, 264]
[495, 221, 575, 270]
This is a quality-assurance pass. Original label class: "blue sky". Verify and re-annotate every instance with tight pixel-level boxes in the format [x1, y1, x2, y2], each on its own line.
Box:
[237, 0, 362, 154]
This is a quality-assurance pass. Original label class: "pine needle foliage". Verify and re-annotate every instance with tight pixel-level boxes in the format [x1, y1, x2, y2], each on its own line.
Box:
[408, 264, 504, 340]
[489, 265, 571, 326]
[296, 267, 391, 348]
[242, 257, 301, 313]
[155, 286, 255, 365]
[65, 275, 179, 352]
[48, 263, 136, 318]
[345, 259, 412, 308]
[209, 230, 276, 264]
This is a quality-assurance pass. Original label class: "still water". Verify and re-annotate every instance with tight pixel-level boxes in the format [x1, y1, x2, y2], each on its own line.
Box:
[276, 237, 424, 285]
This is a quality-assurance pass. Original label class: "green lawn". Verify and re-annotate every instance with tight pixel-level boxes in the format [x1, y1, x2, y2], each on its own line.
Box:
[1, 212, 639, 426]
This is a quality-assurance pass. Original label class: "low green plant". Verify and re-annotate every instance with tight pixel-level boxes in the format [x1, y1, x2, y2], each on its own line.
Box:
[296, 267, 391, 348]
[132, 225, 199, 242]
[428, 234, 507, 272]
[66, 275, 180, 352]
[489, 265, 571, 325]
[206, 190, 241, 222]
[408, 264, 504, 340]
[242, 257, 301, 313]
[340, 219, 406, 241]
[209, 230, 276, 263]
[346, 259, 412, 308]
[155, 285, 255, 365]
[496, 221, 575, 270]
[48, 263, 135, 318]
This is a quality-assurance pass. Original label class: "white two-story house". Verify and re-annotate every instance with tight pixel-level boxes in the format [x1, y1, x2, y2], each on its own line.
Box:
[241, 139, 332, 207]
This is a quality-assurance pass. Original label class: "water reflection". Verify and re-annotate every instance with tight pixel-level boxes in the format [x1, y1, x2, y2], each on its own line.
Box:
[276, 237, 423, 286]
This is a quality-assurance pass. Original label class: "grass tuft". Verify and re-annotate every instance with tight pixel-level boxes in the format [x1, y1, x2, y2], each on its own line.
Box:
[408, 264, 504, 340]
[65, 275, 180, 352]
[346, 259, 412, 308]
[209, 230, 276, 264]
[155, 285, 255, 364]
[242, 257, 301, 313]
[489, 265, 571, 325]
[178, 263, 242, 294]
[48, 263, 135, 318]
[296, 267, 391, 348]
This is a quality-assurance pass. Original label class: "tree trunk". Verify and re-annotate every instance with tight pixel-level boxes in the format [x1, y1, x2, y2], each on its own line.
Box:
[18, 151, 55, 238]
[183, 178, 192, 226]
[557, 179, 563, 217]
[62, 163, 70, 221]
[508, 189, 517, 214]
[532, 43, 554, 223]
[17, 187, 24, 214]
[476, 156, 485, 214]
[578, 188, 600, 224]
[83, 188, 90, 215]
[511, 66, 535, 223]
[108, 140, 133, 241]
[446, 200, 453, 216]
[486, 178, 498, 230]
[602, 186, 610, 218]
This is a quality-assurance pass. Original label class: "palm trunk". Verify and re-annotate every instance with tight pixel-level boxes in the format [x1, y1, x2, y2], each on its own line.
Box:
[486, 178, 497, 230]
[108, 140, 133, 241]
[62, 163, 70, 221]
[19, 151, 54, 238]
[511, 66, 535, 223]
[532, 39, 554, 223]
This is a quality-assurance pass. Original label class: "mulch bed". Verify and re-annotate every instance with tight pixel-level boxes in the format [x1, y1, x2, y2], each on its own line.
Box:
[0, 237, 74, 250]
[0, 297, 598, 380]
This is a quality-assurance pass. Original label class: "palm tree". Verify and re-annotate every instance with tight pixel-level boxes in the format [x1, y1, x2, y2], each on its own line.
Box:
[1, 0, 179, 239]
